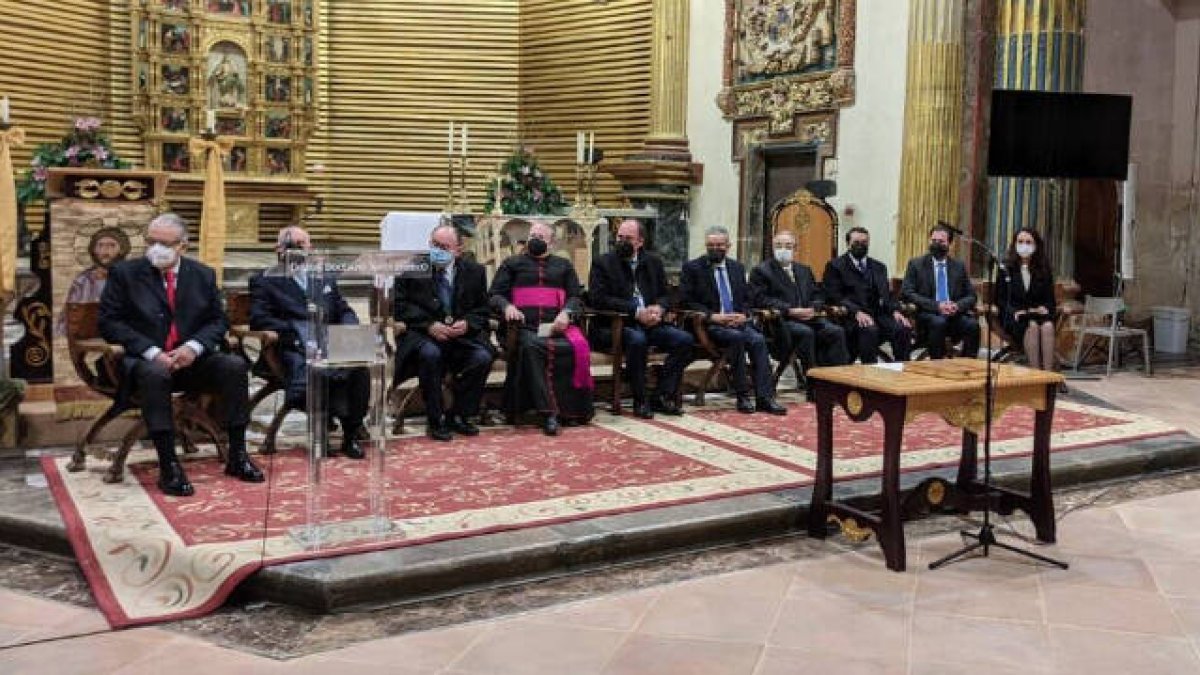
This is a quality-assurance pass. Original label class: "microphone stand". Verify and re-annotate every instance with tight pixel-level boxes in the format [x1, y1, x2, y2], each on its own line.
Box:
[929, 235, 1068, 571]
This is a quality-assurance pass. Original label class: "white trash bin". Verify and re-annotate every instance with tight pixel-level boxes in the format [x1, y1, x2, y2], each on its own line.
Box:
[1151, 306, 1192, 353]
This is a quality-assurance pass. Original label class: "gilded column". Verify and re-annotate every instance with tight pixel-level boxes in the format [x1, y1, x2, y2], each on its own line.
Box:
[896, 0, 968, 269]
[645, 0, 691, 158]
[988, 0, 1086, 274]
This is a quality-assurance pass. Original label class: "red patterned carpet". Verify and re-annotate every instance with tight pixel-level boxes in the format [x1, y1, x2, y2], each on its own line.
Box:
[43, 398, 1180, 628]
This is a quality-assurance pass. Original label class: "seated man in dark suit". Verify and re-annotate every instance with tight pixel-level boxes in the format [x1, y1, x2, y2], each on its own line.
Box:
[750, 231, 848, 397]
[901, 223, 980, 359]
[248, 226, 371, 458]
[394, 224, 495, 441]
[588, 218, 694, 419]
[680, 226, 786, 415]
[823, 226, 912, 363]
[99, 213, 263, 497]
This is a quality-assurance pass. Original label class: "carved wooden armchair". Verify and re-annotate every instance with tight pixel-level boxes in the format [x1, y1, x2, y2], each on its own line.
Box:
[225, 290, 295, 454]
[63, 302, 227, 483]
[753, 304, 849, 391]
[581, 308, 681, 415]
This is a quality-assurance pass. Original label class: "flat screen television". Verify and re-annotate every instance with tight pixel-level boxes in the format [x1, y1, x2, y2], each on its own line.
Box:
[988, 90, 1132, 180]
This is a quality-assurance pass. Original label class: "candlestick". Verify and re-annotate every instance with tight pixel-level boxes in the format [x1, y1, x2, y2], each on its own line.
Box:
[460, 123, 468, 158]
[0, 96, 8, 125]
[205, 109, 216, 133]
[447, 121, 455, 156]
[492, 174, 504, 215]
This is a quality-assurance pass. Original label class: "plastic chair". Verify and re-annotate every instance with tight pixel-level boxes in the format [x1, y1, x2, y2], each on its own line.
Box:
[1071, 295, 1152, 377]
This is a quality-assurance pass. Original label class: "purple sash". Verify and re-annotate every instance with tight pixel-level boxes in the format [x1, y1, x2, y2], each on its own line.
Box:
[512, 286, 594, 390]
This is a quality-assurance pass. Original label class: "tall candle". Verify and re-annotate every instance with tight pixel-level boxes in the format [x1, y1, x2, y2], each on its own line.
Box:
[205, 109, 216, 133]
[1, 96, 9, 125]
[447, 121, 455, 156]
[576, 131, 584, 165]
[588, 132, 595, 164]
[461, 123, 468, 157]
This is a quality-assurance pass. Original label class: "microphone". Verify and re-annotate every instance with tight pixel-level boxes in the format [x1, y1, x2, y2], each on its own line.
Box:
[936, 221, 1008, 280]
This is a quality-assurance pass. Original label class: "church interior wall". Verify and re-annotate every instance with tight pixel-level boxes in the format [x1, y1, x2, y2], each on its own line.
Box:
[685, 0, 911, 270]
[1084, 0, 1200, 343]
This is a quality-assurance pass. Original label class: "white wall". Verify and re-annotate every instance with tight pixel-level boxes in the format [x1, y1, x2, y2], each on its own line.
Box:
[686, 1, 910, 268]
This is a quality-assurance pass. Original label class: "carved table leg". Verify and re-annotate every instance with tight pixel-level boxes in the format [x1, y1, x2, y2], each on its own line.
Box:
[878, 399, 907, 572]
[807, 382, 835, 538]
[1030, 384, 1057, 542]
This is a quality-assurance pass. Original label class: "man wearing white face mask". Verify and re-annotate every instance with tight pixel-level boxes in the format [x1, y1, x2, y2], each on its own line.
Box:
[750, 232, 849, 400]
[100, 213, 263, 497]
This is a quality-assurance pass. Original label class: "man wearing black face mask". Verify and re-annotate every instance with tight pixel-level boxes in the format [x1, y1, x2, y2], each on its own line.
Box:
[900, 223, 980, 359]
[250, 225, 372, 457]
[823, 226, 912, 363]
[588, 219, 694, 418]
[680, 226, 785, 415]
[490, 222, 594, 435]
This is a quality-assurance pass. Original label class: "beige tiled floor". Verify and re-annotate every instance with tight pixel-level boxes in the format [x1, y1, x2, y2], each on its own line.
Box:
[3, 373, 1200, 674]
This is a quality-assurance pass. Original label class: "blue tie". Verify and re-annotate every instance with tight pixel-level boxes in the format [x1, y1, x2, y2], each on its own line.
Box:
[717, 266, 734, 314]
[436, 269, 452, 313]
[935, 262, 949, 303]
[631, 260, 644, 309]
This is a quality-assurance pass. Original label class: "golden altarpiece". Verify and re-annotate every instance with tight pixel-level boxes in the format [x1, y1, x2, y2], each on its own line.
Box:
[131, 0, 318, 243]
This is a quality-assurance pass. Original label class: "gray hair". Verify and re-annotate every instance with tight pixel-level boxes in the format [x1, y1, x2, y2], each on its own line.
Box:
[430, 223, 462, 244]
[704, 225, 730, 239]
[148, 213, 188, 243]
[276, 225, 307, 248]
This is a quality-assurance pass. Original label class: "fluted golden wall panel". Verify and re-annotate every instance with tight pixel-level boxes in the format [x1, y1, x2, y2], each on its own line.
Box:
[0, 0, 143, 227]
[896, 0, 966, 269]
[313, 2, 521, 241]
[519, 0, 653, 210]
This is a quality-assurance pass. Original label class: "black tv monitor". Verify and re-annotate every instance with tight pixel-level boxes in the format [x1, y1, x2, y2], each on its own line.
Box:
[988, 90, 1132, 180]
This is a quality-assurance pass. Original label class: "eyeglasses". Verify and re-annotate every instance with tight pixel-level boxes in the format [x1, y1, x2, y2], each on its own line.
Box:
[147, 237, 183, 247]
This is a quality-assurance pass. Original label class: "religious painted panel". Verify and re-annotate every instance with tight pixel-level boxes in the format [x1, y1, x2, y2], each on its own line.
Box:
[265, 74, 291, 103]
[227, 146, 250, 173]
[161, 107, 189, 134]
[163, 0, 189, 12]
[208, 0, 250, 18]
[266, 148, 291, 175]
[719, 0, 856, 137]
[161, 23, 191, 54]
[161, 65, 190, 96]
[265, 112, 291, 139]
[215, 115, 246, 136]
[163, 142, 191, 173]
[266, 0, 291, 24]
[266, 34, 290, 63]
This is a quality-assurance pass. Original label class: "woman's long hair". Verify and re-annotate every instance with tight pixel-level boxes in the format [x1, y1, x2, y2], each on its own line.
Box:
[1003, 227, 1052, 280]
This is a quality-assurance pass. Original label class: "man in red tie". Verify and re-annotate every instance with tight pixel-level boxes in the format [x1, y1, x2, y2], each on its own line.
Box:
[100, 213, 263, 496]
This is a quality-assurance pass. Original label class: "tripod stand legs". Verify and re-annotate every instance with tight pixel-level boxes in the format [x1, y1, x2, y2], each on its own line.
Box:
[928, 523, 1069, 570]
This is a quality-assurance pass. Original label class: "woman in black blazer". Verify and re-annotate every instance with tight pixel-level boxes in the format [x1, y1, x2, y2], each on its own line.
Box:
[996, 227, 1057, 372]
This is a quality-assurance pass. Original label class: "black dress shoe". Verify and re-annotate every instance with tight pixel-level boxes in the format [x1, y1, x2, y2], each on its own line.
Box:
[427, 423, 453, 442]
[341, 435, 366, 459]
[633, 400, 655, 419]
[651, 396, 684, 416]
[225, 455, 265, 483]
[736, 394, 755, 414]
[542, 414, 561, 436]
[157, 461, 195, 497]
[448, 415, 480, 436]
[756, 397, 788, 415]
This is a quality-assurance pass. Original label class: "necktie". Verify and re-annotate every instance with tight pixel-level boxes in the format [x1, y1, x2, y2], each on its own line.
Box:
[716, 266, 734, 314]
[164, 269, 180, 350]
[630, 260, 644, 309]
[783, 264, 796, 284]
[435, 269, 453, 314]
[935, 262, 949, 303]
[857, 257, 868, 275]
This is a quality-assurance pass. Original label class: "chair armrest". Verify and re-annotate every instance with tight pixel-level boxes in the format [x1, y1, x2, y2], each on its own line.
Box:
[229, 326, 280, 347]
[678, 310, 721, 355]
[69, 338, 125, 389]
[584, 308, 626, 354]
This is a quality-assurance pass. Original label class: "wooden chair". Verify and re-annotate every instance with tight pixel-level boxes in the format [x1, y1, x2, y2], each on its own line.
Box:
[754, 305, 850, 391]
[583, 308, 680, 415]
[769, 189, 838, 280]
[677, 311, 733, 406]
[63, 302, 227, 483]
[225, 290, 296, 454]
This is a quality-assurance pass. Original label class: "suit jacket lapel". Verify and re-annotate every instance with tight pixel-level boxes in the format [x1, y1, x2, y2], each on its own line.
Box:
[141, 261, 170, 313]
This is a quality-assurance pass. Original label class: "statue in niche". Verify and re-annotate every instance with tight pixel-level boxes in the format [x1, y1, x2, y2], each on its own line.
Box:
[303, 0, 313, 26]
[137, 19, 148, 50]
[163, 0, 189, 11]
[162, 65, 189, 95]
[268, 35, 290, 63]
[207, 44, 247, 108]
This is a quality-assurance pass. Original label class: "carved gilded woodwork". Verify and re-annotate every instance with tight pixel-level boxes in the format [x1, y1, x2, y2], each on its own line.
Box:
[131, 0, 318, 179]
[719, 0, 856, 136]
